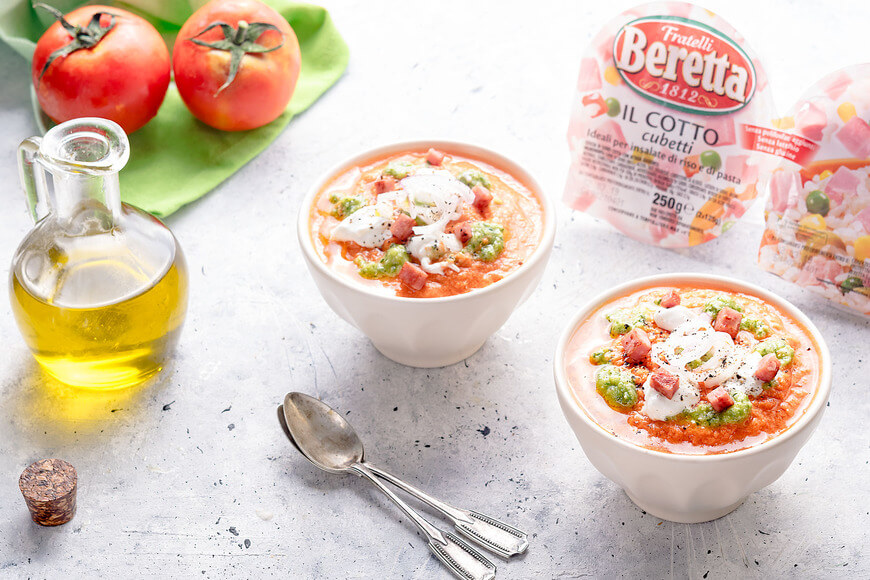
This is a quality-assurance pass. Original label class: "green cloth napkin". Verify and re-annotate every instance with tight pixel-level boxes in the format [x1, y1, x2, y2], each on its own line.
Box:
[0, 0, 349, 216]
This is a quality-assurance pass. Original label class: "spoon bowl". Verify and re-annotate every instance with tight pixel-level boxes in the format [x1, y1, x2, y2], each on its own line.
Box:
[282, 392, 364, 474]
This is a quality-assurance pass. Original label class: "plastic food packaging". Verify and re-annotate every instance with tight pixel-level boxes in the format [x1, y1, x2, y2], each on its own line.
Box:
[758, 64, 870, 317]
[564, 2, 777, 247]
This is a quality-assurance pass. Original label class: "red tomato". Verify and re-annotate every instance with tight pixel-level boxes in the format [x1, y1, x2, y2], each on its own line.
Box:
[32, 5, 170, 134]
[172, 0, 301, 131]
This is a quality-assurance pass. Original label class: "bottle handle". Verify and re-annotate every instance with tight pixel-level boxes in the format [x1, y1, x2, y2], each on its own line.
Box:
[18, 137, 48, 223]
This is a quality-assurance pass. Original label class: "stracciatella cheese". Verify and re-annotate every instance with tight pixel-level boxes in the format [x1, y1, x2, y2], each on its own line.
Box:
[563, 2, 777, 248]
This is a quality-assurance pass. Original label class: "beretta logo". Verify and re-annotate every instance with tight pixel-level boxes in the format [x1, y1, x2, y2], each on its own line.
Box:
[613, 16, 756, 115]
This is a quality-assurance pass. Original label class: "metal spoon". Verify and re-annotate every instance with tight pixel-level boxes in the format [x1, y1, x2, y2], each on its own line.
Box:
[278, 393, 524, 578]
[278, 394, 529, 557]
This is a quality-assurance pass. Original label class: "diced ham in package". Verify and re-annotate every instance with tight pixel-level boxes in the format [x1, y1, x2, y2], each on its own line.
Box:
[759, 64, 870, 316]
[564, 2, 776, 247]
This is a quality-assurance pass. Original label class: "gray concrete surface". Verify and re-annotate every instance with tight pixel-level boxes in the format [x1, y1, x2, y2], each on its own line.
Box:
[1, 1, 868, 578]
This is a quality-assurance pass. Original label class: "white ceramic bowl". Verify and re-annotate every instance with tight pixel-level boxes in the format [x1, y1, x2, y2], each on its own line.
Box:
[298, 140, 556, 368]
[554, 273, 832, 523]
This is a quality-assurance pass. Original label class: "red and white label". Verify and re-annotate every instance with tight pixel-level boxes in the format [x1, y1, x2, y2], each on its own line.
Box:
[614, 18, 756, 114]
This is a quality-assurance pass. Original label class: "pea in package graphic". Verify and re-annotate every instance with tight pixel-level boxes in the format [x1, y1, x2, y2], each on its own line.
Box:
[564, 1, 779, 247]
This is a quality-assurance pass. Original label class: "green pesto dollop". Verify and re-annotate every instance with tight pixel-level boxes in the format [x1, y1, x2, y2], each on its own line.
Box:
[703, 294, 744, 317]
[464, 221, 505, 262]
[755, 337, 795, 367]
[605, 308, 649, 338]
[678, 391, 752, 426]
[383, 161, 414, 179]
[355, 244, 409, 279]
[589, 347, 613, 365]
[595, 365, 638, 409]
[330, 194, 365, 219]
[739, 316, 770, 339]
[458, 170, 491, 189]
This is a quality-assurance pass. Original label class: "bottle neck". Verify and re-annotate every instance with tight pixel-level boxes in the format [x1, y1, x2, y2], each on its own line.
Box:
[47, 168, 123, 233]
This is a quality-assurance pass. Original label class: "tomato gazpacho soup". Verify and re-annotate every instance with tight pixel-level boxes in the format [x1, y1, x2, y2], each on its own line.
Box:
[309, 147, 545, 298]
[563, 285, 821, 455]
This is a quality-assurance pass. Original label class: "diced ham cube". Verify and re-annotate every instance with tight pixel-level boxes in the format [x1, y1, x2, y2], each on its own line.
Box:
[577, 58, 602, 92]
[398, 262, 428, 290]
[824, 166, 859, 205]
[426, 148, 445, 166]
[472, 185, 493, 214]
[795, 101, 827, 142]
[455, 221, 474, 244]
[713, 307, 743, 338]
[707, 387, 734, 413]
[660, 290, 681, 308]
[768, 170, 802, 213]
[621, 328, 651, 364]
[390, 214, 415, 242]
[754, 353, 782, 382]
[650, 370, 680, 400]
[724, 155, 747, 184]
[835, 115, 870, 159]
[374, 177, 396, 194]
[704, 116, 736, 146]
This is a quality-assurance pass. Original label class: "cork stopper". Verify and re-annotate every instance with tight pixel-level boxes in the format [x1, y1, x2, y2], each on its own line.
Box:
[19, 459, 77, 526]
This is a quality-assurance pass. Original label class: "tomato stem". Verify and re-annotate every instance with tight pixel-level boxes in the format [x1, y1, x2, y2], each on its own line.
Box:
[34, 3, 117, 81]
[188, 19, 285, 96]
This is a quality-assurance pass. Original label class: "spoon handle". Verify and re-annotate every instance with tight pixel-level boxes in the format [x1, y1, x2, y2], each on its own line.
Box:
[349, 463, 496, 580]
[365, 463, 529, 559]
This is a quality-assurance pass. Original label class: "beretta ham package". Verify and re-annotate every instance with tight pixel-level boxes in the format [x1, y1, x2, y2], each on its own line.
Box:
[758, 64, 870, 317]
[564, 2, 777, 247]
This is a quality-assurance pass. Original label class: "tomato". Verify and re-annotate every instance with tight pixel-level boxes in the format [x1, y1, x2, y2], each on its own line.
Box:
[32, 5, 170, 134]
[172, 0, 301, 131]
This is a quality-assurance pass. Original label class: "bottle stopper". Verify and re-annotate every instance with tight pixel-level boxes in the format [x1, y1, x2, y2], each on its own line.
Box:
[19, 458, 77, 526]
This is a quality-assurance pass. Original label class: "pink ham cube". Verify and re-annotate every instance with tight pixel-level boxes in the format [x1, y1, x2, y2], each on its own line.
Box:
[577, 58, 602, 92]
[795, 101, 827, 142]
[768, 170, 802, 213]
[390, 214, 415, 242]
[836, 116, 870, 159]
[426, 148, 445, 166]
[713, 307, 743, 338]
[472, 185, 493, 214]
[398, 262, 428, 290]
[621, 328, 651, 364]
[754, 353, 781, 382]
[705, 116, 736, 146]
[824, 166, 859, 205]
[858, 207, 870, 233]
[374, 177, 396, 194]
[650, 370, 680, 399]
[707, 387, 734, 413]
[660, 290, 681, 308]
[454, 221, 473, 244]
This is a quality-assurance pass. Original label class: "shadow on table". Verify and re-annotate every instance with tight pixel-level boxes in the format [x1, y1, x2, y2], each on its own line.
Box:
[554, 477, 825, 579]
[5, 357, 175, 446]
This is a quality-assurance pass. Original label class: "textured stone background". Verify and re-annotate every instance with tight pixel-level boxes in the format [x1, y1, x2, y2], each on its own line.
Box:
[1, 1, 867, 578]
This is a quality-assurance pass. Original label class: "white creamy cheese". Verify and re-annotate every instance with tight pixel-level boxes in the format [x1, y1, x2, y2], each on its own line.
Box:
[643, 306, 763, 419]
[642, 375, 701, 421]
[653, 305, 694, 331]
[330, 202, 393, 248]
[398, 170, 473, 225]
[406, 221, 463, 274]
